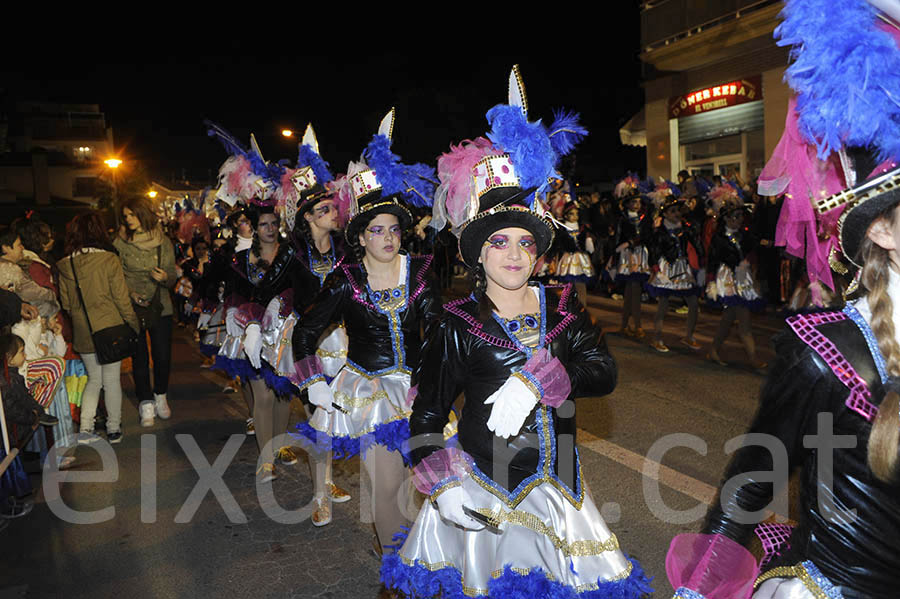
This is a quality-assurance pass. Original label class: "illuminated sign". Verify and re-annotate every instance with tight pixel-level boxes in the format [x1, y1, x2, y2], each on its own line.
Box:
[669, 75, 762, 119]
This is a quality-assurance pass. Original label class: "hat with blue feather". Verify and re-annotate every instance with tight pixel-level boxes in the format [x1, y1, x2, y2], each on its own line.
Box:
[434, 65, 588, 268]
[294, 123, 335, 214]
[339, 108, 436, 244]
[205, 120, 285, 208]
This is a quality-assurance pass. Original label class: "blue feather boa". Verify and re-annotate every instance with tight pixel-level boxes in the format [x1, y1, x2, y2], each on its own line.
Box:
[293, 418, 411, 464]
[213, 354, 261, 381]
[297, 144, 334, 185]
[777, 0, 900, 161]
[381, 528, 653, 598]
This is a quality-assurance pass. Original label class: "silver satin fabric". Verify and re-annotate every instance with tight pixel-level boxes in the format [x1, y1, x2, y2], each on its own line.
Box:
[706, 263, 762, 303]
[217, 327, 245, 361]
[615, 245, 650, 277]
[753, 576, 844, 599]
[308, 366, 411, 440]
[555, 252, 595, 278]
[316, 324, 348, 379]
[200, 304, 226, 348]
[399, 477, 633, 596]
[649, 257, 696, 291]
[260, 309, 297, 378]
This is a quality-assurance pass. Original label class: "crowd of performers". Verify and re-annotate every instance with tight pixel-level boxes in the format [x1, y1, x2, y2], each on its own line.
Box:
[168, 1, 900, 594]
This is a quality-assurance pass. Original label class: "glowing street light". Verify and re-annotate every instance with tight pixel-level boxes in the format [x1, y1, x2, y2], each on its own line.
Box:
[104, 158, 122, 169]
[281, 129, 293, 138]
[148, 190, 158, 199]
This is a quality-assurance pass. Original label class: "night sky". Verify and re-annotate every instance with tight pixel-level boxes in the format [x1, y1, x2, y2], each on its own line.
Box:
[3, 11, 645, 189]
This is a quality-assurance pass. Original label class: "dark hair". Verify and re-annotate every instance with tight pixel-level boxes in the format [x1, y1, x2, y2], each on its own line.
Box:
[346, 212, 379, 263]
[64, 212, 114, 255]
[295, 207, 323, 261]
[0, 226, 19, 252]
[249, 210, 282, 270]
[191, 237, 209, 255]
[12, 215, 52, 255]
[470, 263, 497, 323]
[120, 197, 159, 239]
[0, 333, 24, 360]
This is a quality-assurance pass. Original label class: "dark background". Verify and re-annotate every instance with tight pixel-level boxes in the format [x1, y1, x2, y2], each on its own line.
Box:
[2, 10, 646, 188]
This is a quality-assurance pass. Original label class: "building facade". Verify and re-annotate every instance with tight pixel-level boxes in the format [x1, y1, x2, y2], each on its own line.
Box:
[1, 101, 116, 206]
[636, 0, 790, 182]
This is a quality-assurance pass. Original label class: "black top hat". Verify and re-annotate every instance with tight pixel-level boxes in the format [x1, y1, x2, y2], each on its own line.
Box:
[816, 164, 900, 267]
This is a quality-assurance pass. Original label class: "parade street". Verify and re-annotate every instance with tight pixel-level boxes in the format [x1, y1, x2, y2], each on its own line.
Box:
[1, 293, 781, 599]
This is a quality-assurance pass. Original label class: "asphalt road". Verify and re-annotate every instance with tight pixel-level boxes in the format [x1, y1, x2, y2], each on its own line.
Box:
[0, 291, 788, 598]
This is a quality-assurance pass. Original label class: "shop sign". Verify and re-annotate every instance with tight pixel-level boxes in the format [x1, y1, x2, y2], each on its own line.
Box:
[669, 75, 762, 119]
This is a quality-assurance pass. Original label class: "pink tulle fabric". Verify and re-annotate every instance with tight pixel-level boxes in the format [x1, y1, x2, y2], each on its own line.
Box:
[405, 384, 418, 410]
[432, 137, 503, 232]
[290, 355, 325, 386]
[706, 184, 741, 214]
[755, 522, 795, 568]
[236, 302, 266, 327]
[522, 348, 572, 409]
[758, 97, 846, 291]
[411, 447, 475, 495]
[666, 533, 759, 599]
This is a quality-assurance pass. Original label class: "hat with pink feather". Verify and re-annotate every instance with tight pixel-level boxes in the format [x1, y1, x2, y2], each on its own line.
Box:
[433, 65, 588, 268]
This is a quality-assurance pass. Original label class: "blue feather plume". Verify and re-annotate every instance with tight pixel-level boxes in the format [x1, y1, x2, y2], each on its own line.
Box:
[297, 144, 334, 185]
[486, 104, 555, 194]
[777, 0, 900, 162]
[547, 109, 588, 158]
[364, 134, 435, 207]
[204, 120, 247, 156]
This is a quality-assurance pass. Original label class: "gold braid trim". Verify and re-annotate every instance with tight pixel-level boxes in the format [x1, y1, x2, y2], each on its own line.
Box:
[473, 507, 620, 558]
[428, 479, 461, 502]
[316, 348, 348, 359]
[754, 564, 834, 599]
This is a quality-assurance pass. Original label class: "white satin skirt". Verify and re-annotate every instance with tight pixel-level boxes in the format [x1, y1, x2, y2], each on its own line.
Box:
[395, 476, 638, 597]
[705, 263, 763, 306]
[555, 252, 595, 279]
[316, 324, 348, 379]
[615, 246, 651, 281]
[648, 257, 697, 293]
[307, 365, 411, 444]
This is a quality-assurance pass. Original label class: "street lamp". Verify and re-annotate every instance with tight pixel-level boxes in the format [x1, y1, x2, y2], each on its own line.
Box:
[148, 190, 158, 199]
[104, 158, 122, 213]
[282, 129, 294, 138]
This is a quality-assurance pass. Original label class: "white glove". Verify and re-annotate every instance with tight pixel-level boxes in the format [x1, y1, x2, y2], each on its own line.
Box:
[307, 380, 335, 413]
[196, 312, 212, 330]
[434, 485, 484, 531]
[243, 323, 262, 369]
[225, 308, 241, 338]
[484, 375, 539, 439]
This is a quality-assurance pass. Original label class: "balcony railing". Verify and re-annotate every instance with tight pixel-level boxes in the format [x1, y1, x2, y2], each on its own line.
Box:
[641, 0, 782, 51]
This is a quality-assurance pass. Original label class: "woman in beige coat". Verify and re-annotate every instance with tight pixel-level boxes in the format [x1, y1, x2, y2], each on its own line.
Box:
[113, 197, 177, 427]
[57, 213, 139, 444]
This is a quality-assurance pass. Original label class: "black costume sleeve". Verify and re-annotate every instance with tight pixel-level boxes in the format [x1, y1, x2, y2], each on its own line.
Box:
[409, 313, 468, 467]
[291, 269, 349, 360]
[562, 293, 617, 398]
[1, 372, 44, 426]
[702, 330, 828, 544]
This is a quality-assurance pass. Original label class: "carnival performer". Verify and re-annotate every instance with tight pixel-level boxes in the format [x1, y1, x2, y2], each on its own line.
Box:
[382, 66, 652, 599]
[704, 192, 766, 370]
[553, 200, 596, 306]
[282, 123, 351, 503]
[207, 123, 308, 482]
[665, 2, 900, 598]
[290, 109, 440, 540]
[647, 197, 704, 353]
[612, 182, 652, 339]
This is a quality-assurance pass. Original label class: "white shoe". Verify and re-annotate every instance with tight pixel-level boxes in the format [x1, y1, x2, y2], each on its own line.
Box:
[154, 393, 171, 420]
[140, 402, 156, 427]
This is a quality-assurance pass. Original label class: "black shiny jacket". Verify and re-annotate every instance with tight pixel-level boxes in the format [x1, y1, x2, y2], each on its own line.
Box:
[291, 253, 441, 375]
[225, 242, 305, 313]
[290, 232, 346, 308]
[409, 283, 617, 508]
[651, 221, 703, 264]
[614, 212, 653, 251]
[706, 225, 757, 273]
[703, 313, 900, 598]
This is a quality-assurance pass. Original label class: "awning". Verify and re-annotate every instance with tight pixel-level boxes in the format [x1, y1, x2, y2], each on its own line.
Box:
[619, 108, 646, 147]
